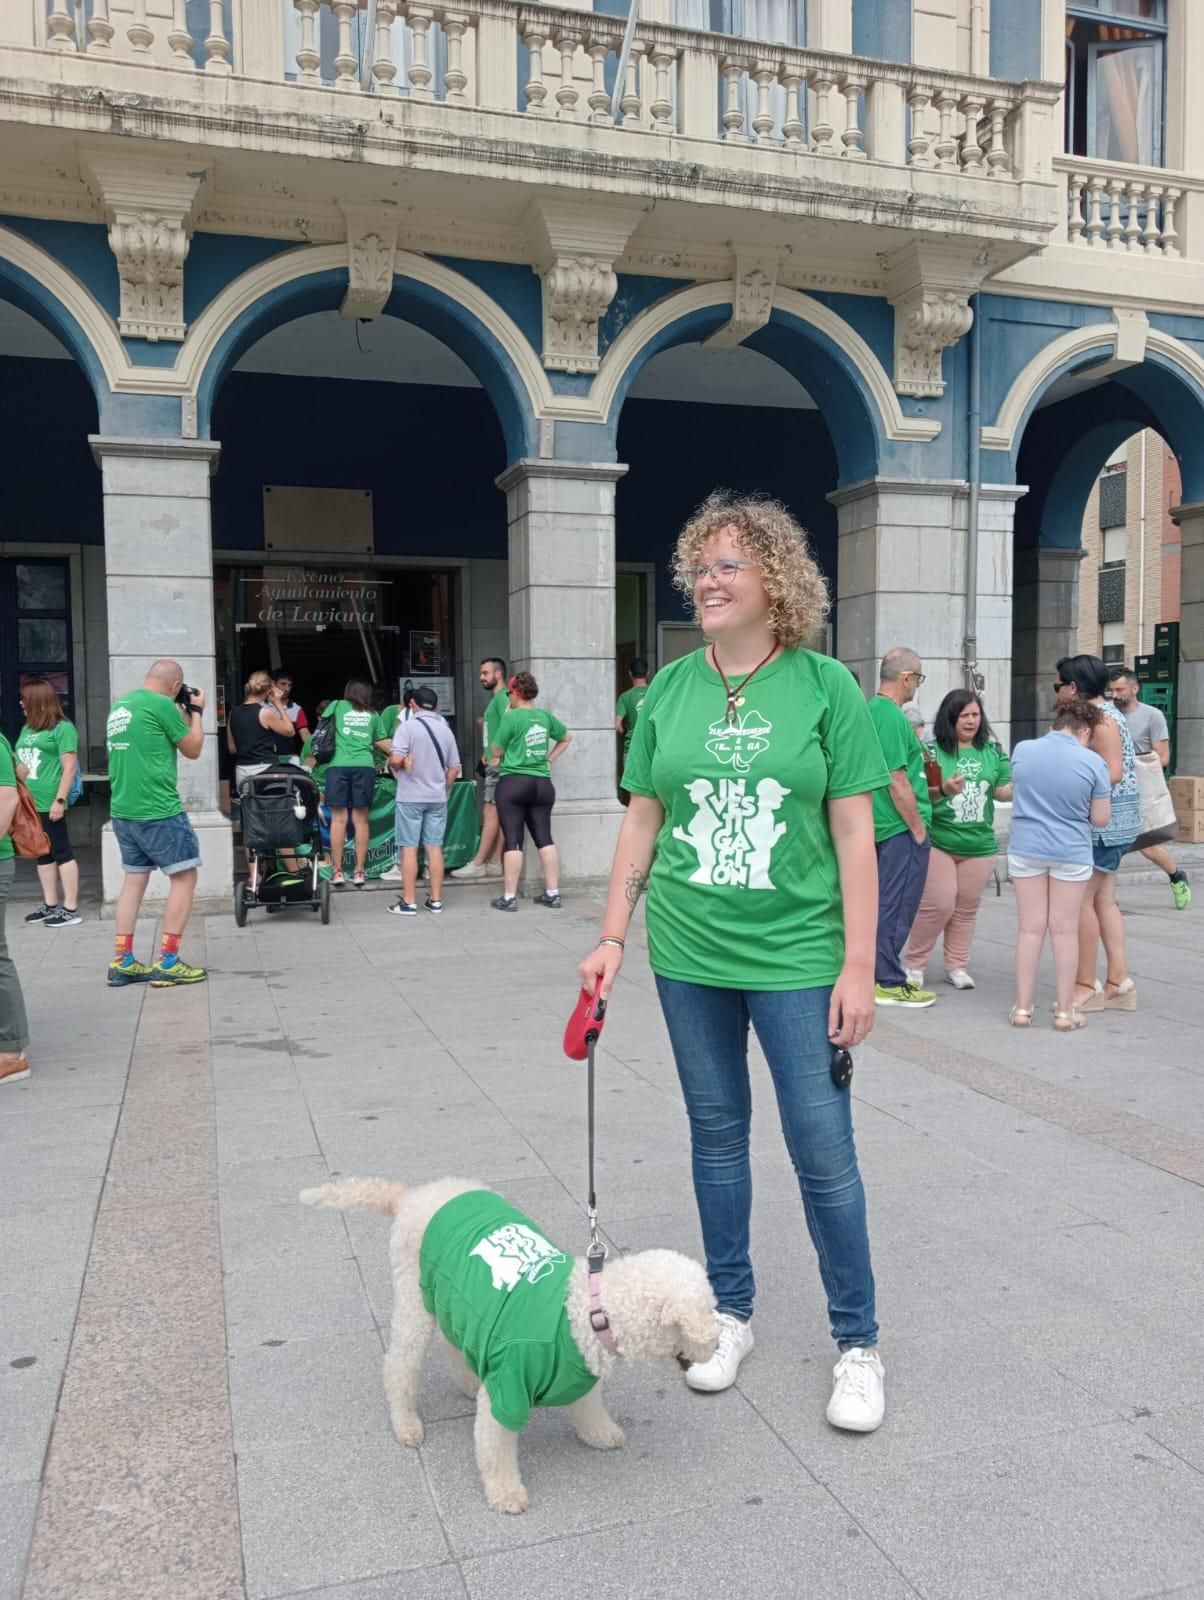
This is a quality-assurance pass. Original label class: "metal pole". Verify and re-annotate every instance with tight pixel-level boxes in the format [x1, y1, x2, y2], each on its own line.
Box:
[964, 291, 983, 695]
[611, 0, 640, 122]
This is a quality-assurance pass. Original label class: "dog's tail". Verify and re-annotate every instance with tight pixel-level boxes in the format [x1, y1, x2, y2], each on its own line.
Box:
[299, 1178, 406, 1216]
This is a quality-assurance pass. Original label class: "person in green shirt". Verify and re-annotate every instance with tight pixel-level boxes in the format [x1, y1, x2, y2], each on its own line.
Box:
[15, 677, 81, 927]
[867, 649, 937, 1009]
[455, 658, 511, 880]
[0, 730, 31, 1084]
[902, 689, 1013, 992]
[577, 493, 891, 1435]
[489, 672, 571, 912]
[322, 678, 393, 887]
[614, 657, 650, 807]
[105, 658, 208, 990]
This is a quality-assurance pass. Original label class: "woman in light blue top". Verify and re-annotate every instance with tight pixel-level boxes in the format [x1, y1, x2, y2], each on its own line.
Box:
[1054, 655, 1140, 1014]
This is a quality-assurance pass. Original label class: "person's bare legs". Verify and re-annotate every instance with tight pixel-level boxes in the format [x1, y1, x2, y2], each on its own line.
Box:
[162, 867, 198, 940]
[1142, 843, 1177, 876]
[478, 803, 502, 866]
[1049, 878, 1090, 1015]
[329, 810, 348, 877]
[115, 870, 151, 938]
[35, 862, 59, 909]
[1013, 874, 1049, 1015]
[426, 845, 445, 901]
[351, 807, 370, 875]
[58, 858, 80, 910]
[537, 843, 559, 897]
[1094, 871, 1130, 990]
[1074, 875, 1104, 1006]
[401, 845, 420, 905]
[502, 848, 522, 897]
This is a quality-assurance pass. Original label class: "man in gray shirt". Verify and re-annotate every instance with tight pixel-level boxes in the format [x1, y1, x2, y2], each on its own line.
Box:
[385, 685, 461, 917]
[1109, 668, 1190, 909]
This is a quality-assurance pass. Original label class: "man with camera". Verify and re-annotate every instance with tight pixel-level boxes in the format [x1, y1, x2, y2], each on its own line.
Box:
[105, 658, 208, 988]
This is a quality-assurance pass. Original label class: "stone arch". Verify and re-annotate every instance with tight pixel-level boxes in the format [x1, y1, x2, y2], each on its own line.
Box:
[0, 223, 124, 402]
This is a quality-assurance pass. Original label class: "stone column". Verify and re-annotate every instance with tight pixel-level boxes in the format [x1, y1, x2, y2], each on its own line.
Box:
[830, 478, 1019, 742]
[1011, 546, 1083, 746]
[1170, 502, 1204, 773]
[90, 436, 232, 907]
[496, 459, 627, 880]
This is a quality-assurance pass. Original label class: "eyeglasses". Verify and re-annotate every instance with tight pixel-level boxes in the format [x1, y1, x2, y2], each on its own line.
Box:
[905, 670, 927, 685]
[693, 559, 760, 584]
[1053, 680, 1072, 692]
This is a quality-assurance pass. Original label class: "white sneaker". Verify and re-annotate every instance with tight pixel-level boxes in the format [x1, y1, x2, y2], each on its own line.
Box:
[683, 1312, 753, 1393]
[946, 969, 975, 990]
[904, 967, 924, 987]
[484, 861, 503, 878]
[379, 865, 403, 883]
[826, 1347, 885, 1433]
[452, 861, 487, 880]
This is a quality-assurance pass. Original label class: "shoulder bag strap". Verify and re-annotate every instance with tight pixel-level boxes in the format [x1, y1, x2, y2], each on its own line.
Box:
[416, 716, 448, 773]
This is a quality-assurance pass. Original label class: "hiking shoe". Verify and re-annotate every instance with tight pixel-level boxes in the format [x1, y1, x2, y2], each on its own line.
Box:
[827, 1347, 885, 1433]
[107, 957, 153, 987]
[379, 864, 403, 883]
[1172, 875, 1192, 911]
[875, 983, 936, 1008]
[684, 1312, 753, 1393]
[0, 1054, 31, 1085]
[532, 892, 561, 908]
[44, 907, 82, 927]
[946, 969, 974, 990]
[424, 897, 443, 914]
[149, 958, 207, 987]
[387, 900, 418, 916]
[490, 894, 518, 912]
[24, 904, 55, 924]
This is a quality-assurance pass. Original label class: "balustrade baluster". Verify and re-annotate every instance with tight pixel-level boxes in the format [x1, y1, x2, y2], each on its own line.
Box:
[959, 92, 985, 174]
[408, 7, 436, 100]
[985, 100, 1010, 177]
[752, 62, 776, 145]
[587, 34, 613, 125]
[127, 0, 153, 54]
[555, 28, 582, 118]
[907, 87, 933, 168]
[293, 0, 321, 84]
[650, 45, 674, 133]
[1105, 177, 1125, 248]
[523, 26, 549, 115]
[370, 0, 400, 94]
[721, 59, 746, 142]
[1067, 174, 1086, 244]
[443, 14, 469, 105]
[86, 0, 114, 53]
[329, 1, 357, 88]
[45, 3, 76, 50]
[840, 76, 865, 158]
[1163, 188, 1181, 257]
[620, 40, 644, 126]
[1143, 186, 1163, 254]
[165, 0, 194, 65]
[932, 88, 958, 170]
[204, 0, 231, 72]
[1085, 175, 1106, 247]
[781, 69, 805, 148]
[1124, 181, 1145, 251]
[810, 75, 835, 154]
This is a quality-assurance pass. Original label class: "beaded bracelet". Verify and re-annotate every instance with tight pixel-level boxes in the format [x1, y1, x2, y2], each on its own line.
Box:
[598, 937, 625, 950]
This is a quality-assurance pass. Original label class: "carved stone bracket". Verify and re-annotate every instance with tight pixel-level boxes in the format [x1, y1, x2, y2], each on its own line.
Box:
[881, 242, 988, 400]
[80, 149, 207, 344]
[706, 249, 780, 348]
[524, 199, 647, 374]
[340, 208, 399, 321]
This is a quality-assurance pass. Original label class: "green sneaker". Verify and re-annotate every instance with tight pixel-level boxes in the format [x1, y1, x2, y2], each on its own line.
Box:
[107, 957, 153, 988]
[875, 982, 936, 1009]
[149, 957, 207, 987]
[1171, 875, 1192, 911]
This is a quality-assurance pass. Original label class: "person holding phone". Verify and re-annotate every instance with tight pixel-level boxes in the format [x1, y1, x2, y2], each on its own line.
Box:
[227, 670, 296, 790]
[578, 493, 891, 1434]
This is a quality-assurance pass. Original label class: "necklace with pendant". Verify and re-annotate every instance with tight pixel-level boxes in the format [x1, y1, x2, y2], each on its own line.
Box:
[710, 641, 779, 725]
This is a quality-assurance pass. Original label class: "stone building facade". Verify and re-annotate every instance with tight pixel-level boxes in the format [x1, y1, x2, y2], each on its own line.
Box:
[2, 0, 1204, 900]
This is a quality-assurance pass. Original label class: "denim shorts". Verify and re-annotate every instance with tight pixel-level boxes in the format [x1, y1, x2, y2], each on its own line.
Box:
[395, 801, 447, 849]
[325, 766, 376, 810]
[113, 813, 202, 876]
[483, 763, 501, 804]
[1092, 839, 1133, 875]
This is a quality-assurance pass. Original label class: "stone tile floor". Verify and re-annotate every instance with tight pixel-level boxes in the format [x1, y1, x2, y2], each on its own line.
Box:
[2, 865, 1204, 1599]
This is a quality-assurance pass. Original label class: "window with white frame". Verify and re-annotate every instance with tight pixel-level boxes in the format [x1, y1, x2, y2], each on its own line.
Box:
[1101, 620, 1127, 662]
[1065, 2, 1167, 166]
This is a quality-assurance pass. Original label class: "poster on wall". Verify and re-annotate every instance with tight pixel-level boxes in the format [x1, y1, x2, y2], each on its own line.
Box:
[409, 631, 441, 674]
[400, 675, 456, 716]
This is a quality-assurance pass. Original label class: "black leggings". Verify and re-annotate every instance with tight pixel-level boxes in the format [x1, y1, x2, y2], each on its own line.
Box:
[495, 775, 556, 853]
[37, 811, 74, 867]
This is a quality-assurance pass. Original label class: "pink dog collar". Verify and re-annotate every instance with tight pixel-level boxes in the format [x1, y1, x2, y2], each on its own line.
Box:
[587, 1244, 617, 1354]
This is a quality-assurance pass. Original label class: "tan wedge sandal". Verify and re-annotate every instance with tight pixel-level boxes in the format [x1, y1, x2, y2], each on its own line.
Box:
[1009, 1006, 1033, 1029]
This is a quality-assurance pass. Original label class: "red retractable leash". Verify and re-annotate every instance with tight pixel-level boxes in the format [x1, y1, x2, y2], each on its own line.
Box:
[563, 988, 617, 1352]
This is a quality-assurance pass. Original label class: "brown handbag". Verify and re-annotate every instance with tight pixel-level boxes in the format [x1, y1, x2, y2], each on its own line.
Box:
[9, 776, 50, 860]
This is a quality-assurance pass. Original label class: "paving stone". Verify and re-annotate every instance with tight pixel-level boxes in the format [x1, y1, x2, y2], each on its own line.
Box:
[267, 1570, 469, 1600]
[224, 1252, 376, 1349]
[228, 1329, 387, 1452]
[0, 1481, 38, 1600]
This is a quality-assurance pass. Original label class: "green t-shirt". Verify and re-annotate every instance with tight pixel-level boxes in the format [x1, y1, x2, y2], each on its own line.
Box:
[326, 699, 384, 768]
[0, 734, 16, 862]
[483, 686, 510, 760]
[925, 741, 1012, 858]
[106, 689, 189, 822]
[621, 648, 891, 991]
[494, 706, 568, 779]
[615, 685, 648, 754]
[419, 1191, 597, 1433]
[867, 695, 933, 843]
[15, 721, 79, 812]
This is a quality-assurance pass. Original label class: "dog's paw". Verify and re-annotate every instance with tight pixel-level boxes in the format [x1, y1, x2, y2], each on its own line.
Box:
[486, 1484, 529, 1515]
[577, 1421, 626, 1451]
[391, 1412, 424, 1448]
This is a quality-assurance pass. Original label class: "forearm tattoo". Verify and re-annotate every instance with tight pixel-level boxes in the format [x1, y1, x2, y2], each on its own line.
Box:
[624, 868, 648, 910]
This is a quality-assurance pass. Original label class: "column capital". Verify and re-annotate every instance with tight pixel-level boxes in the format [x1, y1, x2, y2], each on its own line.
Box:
[496, 459, 628, 493]
[90, 436, 221, 473]
[523, 198, 648, 375]
[879, 241, 992, 399]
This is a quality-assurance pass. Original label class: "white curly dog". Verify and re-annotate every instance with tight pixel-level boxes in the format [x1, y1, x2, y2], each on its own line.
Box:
[301, 1176, 718, 1514]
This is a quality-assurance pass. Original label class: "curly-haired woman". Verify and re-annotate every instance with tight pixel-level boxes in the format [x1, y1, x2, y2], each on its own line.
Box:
[15, 678, 81, 927]
[489, 671, 572, 912]
[578, 492, 891, 1433]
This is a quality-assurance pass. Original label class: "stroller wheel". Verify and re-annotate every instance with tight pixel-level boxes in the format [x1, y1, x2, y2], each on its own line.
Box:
[234, 880, 248, 928]
[319, 878, 332, 925]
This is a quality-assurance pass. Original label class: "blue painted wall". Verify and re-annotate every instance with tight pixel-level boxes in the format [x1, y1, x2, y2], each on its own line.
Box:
[852, 0, 910, 63]
[989, 0, 1042, 81]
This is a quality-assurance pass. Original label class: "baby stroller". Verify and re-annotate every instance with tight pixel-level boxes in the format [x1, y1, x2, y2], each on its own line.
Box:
[234, 766, 330, 926]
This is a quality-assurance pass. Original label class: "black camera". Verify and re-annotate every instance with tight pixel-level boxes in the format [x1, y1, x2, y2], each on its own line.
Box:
[175, 684, 200, 712]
